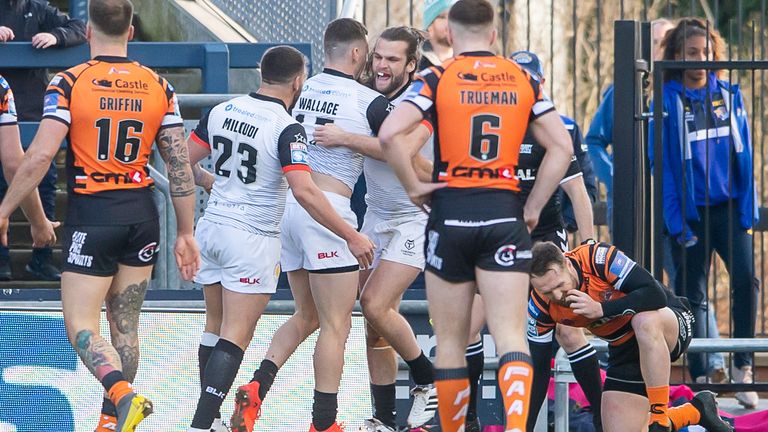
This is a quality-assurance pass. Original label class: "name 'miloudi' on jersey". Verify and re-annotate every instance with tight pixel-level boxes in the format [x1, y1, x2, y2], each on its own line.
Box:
[191, 93, 310, 237]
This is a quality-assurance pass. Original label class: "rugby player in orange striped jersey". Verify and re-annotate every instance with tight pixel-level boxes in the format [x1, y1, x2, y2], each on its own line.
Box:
[0, 1, 200, 431]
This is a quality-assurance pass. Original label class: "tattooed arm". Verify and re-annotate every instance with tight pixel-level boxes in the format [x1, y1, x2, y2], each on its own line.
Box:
[156, 126, 200, 280]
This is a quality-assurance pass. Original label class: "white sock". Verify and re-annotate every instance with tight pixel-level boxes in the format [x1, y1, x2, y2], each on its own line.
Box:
[201, 332, 220, 347]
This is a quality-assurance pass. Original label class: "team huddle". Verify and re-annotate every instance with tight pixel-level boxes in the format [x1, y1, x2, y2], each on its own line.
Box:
[0, 0, 744, 431]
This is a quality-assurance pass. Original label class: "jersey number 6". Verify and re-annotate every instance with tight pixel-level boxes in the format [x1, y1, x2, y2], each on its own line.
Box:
[470, 114, 501, 162]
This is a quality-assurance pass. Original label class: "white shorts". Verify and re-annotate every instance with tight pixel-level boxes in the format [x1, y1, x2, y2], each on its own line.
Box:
[194, 218, 281, 294]
[360, 210, 427, 270]
[280, 190, 359, 272]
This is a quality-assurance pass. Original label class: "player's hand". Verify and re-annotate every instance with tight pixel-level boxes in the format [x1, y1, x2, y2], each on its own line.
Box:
[314, 124, 348, 148]
[523, 204, 540, 233]
[31, 32, 58, 49]
[174, 233, 200, 281]
[407, 181, 447, 213]
[346, 231, 375, 270]
[0, 27, 15, 42]
[566, 289, 603, 319]
[30, 219, 60, 248]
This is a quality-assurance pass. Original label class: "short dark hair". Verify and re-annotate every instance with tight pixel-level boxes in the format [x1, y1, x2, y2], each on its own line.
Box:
[89, 0, 134, 37]
[261, 46, 306, 85]
[324, 18, 368, 57]
[449, 0, 495, 28]
[530, 242, 566, 278]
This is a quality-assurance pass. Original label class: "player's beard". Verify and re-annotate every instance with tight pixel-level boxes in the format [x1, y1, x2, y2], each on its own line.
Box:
[377, 71, 407, 97]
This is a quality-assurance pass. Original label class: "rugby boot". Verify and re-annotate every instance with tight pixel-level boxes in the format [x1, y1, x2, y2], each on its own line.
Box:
[357, 418, 396, 431]
[115, 392, 153, 432]
[688, 391, 734, 432]
[94, 414, 117, 432]
[231, 381, 263, 432]
[407, 384, 438, 428]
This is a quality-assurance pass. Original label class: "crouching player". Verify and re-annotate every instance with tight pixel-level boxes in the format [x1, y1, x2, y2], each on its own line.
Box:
[528, 241, 733, 432]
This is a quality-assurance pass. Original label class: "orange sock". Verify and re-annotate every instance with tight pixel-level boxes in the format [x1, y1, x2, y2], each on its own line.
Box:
[434, 368, 470, 432]
[107, 381, 133, 407]
[498, 352, 533, 432]
[647, 385, 670, 426]
[667, 403, 701, 429]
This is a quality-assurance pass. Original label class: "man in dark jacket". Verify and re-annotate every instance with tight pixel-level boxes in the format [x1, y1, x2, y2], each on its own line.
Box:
[0, 0, 86, 281]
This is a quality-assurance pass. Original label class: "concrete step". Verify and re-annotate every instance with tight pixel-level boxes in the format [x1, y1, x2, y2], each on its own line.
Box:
[6, 249, 63, 281]
[0, 280, 59, 290]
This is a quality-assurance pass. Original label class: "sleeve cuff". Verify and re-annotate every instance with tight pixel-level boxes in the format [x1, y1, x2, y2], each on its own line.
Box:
[282, 164, 311, 173]
[190, 131, 210, 149]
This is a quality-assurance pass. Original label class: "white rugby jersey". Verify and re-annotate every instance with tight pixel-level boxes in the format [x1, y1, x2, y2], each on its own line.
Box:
[293, 69, 392, 190]
[364, 82, 433, 218]
[191, 93, 310, 237]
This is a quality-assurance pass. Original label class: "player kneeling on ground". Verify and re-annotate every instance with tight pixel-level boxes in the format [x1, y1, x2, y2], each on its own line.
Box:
[528, 241, 733, 432]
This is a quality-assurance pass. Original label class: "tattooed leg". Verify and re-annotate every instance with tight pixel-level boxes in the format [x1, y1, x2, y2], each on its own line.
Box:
[107, 278, 149, 382]
[61, 272, 116, 380]
[107, 265, 153, 381]
[75, 329, 123, 381]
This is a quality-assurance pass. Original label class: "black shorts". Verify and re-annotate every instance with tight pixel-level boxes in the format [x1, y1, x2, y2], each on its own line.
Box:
[531, 225, 569, 252]
[424, 215, 532, 282]
[603, 301, 695, 396]
[62, 219, 160, 276]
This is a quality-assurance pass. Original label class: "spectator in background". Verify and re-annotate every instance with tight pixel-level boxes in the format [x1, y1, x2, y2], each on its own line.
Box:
[419, 0, 454, 69]
[586, 18, 673, 235]
[650, 17, 759, 408]
[0, 0, 86, 281]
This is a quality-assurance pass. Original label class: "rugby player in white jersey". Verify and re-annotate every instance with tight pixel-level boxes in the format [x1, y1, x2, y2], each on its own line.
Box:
[184, 46, 374, 432]
[311, 26, 438, 431]
[231, 19, 389, 432]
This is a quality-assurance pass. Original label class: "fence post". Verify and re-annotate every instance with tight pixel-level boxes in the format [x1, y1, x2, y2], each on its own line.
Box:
[202, 44, 230, 94]
[613, 21, 647, 263]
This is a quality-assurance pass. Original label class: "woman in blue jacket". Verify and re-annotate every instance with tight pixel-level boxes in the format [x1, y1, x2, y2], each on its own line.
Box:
[649, 17, 760, 408]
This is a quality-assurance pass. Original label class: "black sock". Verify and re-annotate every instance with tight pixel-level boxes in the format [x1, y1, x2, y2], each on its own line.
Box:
[312, 390, 338, 431]
[568, 344, 603, 430]
[370, 383, 396, 427]
[405, 351, 434, 386]
[465, 339, 484, 422]
[198, 334, 218, 418]
[251, 359, 279, 400]
[101, 370, 127, 393]
[190, 339, 244, 429]
[101, 397, 117, 417]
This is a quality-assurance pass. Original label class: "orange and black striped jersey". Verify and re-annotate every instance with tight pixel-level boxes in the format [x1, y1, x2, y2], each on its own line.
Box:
[527, 243, 638, 346]
[43, 56, 183, 224]
[0, 75, 17, 126]
[403, 51, 554, 192]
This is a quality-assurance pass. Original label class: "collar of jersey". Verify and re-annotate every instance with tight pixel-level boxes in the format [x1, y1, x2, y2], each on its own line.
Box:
[249, 92, 288, 112]
[389, 79, 412, 101]
[568, 256, 585, 288]
[457, 51, 495, 57]
[323, 68, 355, 80]
[93, 55, 133, 63]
